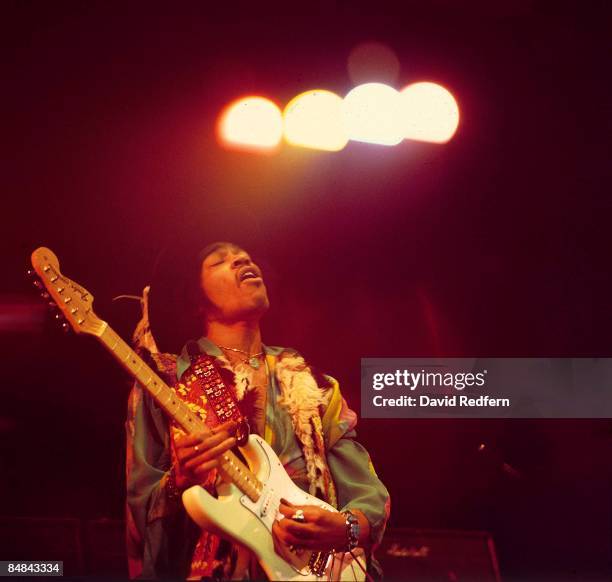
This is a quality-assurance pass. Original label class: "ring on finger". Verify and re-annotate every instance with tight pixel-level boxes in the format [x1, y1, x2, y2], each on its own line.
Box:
[291, 509, 306, 523]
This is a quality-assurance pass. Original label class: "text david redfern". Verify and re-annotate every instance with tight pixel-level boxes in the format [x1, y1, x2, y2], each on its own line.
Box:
[372, 394, 511, 408]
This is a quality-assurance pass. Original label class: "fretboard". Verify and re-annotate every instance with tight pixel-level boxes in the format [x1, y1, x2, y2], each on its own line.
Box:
[98, 325, 262, 501]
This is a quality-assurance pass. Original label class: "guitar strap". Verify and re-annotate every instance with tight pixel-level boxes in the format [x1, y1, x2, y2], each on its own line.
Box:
[183, 341, 250, 445]
[178, 342, 252, 579]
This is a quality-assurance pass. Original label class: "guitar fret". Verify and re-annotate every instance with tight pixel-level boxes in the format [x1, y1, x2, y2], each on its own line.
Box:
[98, 325, 263, 501]
[31, 251, 268, 505]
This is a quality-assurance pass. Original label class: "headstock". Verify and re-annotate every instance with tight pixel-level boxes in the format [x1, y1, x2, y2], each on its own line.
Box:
[29, 247, 105, 337]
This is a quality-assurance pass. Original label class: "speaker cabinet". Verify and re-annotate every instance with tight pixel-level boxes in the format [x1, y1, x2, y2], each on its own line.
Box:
[377, 527, 501, 582]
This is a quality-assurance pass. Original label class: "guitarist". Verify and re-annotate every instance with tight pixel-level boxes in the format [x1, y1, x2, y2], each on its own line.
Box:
[125, 242, 390, 580]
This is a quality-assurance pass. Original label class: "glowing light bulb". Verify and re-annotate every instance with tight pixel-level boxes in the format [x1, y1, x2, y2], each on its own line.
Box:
[341, 83, 404, 146]
[399, 82, 460, 143]
[283, 90, 348, 152]
[218, 96, 283, 152]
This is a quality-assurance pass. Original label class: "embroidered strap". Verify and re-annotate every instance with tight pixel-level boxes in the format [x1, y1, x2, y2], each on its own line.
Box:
[184, 343, 250, 445]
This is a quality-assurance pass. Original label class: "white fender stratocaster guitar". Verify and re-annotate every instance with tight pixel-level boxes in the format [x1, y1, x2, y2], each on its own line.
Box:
[30, 247, 366, 581]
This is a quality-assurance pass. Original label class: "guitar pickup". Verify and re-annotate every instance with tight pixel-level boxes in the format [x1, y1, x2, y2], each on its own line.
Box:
[260, 489, 274, 517]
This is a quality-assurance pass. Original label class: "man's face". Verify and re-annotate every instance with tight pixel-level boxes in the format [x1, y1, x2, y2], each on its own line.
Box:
[200, 245, 269, 325]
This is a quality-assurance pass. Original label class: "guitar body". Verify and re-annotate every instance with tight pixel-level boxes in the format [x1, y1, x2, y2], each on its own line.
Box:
[182, 434, 365, 581]
[29, 247, 366, 582]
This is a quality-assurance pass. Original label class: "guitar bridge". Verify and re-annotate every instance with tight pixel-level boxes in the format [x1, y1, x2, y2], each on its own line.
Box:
[308, 551, 330, 577]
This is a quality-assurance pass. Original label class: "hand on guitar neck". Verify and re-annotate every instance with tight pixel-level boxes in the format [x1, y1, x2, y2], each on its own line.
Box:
[29, 246, 378, 581]
[172, 420, 238, 490]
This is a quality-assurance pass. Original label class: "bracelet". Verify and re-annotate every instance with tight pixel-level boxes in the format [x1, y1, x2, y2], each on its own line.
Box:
[341, 510, 360, 552]
[165, 467, 182, 503]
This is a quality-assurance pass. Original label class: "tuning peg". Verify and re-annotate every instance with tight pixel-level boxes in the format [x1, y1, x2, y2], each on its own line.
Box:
[26, 269, 35, 278]
[61, 322, 70, 333]
[47, 301, 58, 310]
[33, 279, 43, 290]
[40, 292, 50, 300]
[54, 312, 64, 321]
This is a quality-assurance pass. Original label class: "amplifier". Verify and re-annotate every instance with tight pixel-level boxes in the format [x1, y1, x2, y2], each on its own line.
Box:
[376, 527, 501, 582]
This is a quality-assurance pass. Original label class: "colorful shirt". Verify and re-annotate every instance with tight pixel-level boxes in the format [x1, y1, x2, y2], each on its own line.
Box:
[126, 338, 390, 579]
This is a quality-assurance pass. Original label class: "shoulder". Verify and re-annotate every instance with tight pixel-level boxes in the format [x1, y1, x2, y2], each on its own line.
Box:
[269, 348, 337, 416]
[267, 346, 334, 389]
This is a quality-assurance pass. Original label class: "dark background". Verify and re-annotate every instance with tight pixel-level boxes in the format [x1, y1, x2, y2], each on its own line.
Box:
[2, 1, 612, 580]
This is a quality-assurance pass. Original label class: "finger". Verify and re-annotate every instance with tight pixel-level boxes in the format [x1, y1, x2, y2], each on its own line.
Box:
[272, 521, 285, 543]
[174, 429, 224, 449]
[176, 431, 232, 462]
[174, 432, 207, 448]
[279, 519, 315, 540]
[174, 419, 237, 448]
[193, 459, 220, 477]
[210, 419, 238, 435]
[273, 522, 303, 549]
[280, 498, 295, 507]
[272, 522, 292, 560]
[278, 502, 302, 517]
[279, 529, 316, 550]
[183, 437, 236, 470]
[278, 503, 319, 523]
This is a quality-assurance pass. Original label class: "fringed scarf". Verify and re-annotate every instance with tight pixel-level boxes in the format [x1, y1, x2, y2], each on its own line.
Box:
[132, 290, 338, 578]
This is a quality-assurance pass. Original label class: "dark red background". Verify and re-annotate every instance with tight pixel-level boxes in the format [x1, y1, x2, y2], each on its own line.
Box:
[3, 1, 612, 579]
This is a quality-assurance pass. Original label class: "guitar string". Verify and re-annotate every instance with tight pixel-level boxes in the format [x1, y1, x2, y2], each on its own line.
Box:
[333, 550, 345, 582]
[329, 550, 337, 582]
[110, 331, 357, 575]
[42, 273, 354, 576]
[349, 549, 373, 582]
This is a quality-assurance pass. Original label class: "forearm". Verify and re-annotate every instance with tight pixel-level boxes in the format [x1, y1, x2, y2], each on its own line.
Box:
[328, 436, 390, 548]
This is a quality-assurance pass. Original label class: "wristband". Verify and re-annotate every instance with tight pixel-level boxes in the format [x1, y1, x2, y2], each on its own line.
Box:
[341, 510, 360, 552]
[165, 467, 182, 503]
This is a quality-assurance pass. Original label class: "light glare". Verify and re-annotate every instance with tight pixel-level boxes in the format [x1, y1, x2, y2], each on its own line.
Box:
[283, 90, 348, 152]
[347, 42, 400, 86]
[342, 83, 403, 146]
[218, 96, 283, 151]
[399, 82, 460, 143]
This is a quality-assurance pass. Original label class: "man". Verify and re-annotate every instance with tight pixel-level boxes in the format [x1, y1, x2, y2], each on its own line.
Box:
[126, 242, 390, 579]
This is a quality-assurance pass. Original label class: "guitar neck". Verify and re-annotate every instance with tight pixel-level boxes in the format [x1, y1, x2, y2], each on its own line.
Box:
[99, 325, 201, 432]
[98, 325, 262, 501]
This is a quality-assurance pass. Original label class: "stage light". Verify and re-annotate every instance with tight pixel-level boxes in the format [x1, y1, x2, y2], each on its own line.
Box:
[399, 82, 460, 143]
[283, 90, 348, 152]
[218, 96, 283, 152]
[342, 83, 403, 146]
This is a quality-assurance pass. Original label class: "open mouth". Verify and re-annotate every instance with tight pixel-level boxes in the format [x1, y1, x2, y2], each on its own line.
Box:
[238, 268, 262, 283]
